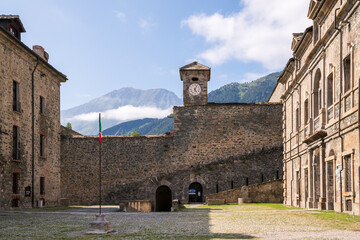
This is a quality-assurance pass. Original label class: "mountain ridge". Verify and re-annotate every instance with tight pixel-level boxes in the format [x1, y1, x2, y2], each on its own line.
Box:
[101, 72, 280, 136]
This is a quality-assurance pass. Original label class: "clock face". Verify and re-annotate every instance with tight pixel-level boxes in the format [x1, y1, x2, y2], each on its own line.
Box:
[189, 83, 201, 96]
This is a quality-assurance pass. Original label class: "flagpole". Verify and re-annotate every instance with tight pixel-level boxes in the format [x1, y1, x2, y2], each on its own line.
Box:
[87, 112, 112, 234]
[99, 113, 102, 215]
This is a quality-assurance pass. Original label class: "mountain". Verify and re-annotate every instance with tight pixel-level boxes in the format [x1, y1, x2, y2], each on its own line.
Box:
[102, 117, 173, 136]
[102, 72, 280, 136]
[208, 72, 280, 103]
[61, 88, 182, 135]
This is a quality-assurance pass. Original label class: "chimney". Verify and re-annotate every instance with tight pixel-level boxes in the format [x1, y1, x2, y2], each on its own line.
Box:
[32, 45, 49, 62]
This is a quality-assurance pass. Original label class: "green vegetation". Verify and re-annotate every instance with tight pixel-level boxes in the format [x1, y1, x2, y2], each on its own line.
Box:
[309, 210, 360, 230]
[102, 117, 174, 136]
[208, 72, 280, 103]
[11, 206, 80, 212]
[66, 122, 72, 129]
[183, 203, 297, 211]
[131, 130, 140, 136]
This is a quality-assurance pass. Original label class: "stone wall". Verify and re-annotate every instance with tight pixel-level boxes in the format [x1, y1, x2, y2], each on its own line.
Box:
[205, 179, 283, 204]
[61, 103, 283, 208]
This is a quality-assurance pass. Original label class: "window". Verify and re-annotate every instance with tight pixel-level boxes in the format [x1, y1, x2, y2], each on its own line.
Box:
[13, 173, 19, 194]
[314, 69, 321, 117]
[304, 99, 309, 124]
[346, 199, 352, 211]
[231, 181, 234, 189]
[13, 81, 20, 112]
[191, 77, 199, 81]
[40, 96, 44, 114]
[345, 155, 352, 192]
[296, 171, 300, 195]
[295, 107, 300, 131]
[313, 21, 319, 43]
[216, 184, 219, 193]
[13, 126, 20, 160]
[327, 73, 334, 106]
[40, 177, 45, 195]
[40, 134, 45, 157]
[343, 55, 351, 92]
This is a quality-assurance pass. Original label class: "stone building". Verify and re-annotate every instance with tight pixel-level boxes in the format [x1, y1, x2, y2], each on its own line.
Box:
[269, 0, 360, 215]
[61, 62, 284, 211]
[0, 15, 67, 209]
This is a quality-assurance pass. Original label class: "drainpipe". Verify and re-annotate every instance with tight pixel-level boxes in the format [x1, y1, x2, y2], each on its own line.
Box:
[31, 56, 39, 208]
[335, 7, 344, 212]
[358, 56, 360, 216]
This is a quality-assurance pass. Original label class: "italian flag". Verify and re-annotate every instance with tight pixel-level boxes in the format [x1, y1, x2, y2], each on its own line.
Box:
[99, 113, 102, 143]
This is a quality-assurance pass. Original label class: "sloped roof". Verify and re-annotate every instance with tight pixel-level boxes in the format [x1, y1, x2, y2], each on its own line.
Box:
[179, 61, 210, 71]
[307, 0, 324, 20]
[0, 15, 26, 32]
[291, 33, 304, 51]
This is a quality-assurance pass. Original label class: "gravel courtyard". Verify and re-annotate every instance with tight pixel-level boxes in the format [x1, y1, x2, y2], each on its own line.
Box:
[0, 203, 360, 239]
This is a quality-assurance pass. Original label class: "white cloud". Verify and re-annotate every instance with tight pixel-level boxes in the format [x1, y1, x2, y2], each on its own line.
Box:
[242, 72, 264, 82]
[182, 0, 311, 70]
[68, 105, 172, 122]
[115, 12, 126, 22]
[138, 19, 155, 32]
[78, 93, 92, 98]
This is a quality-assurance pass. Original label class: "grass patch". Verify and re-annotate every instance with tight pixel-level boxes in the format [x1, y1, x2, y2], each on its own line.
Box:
[11, 206, 81, 212]
[184, 203, 297, 211]
[246, 203, 298, 210]
[309, 210, 360, 230]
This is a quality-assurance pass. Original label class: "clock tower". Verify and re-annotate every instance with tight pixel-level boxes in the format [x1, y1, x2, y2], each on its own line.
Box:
[179, 61, 210, 106]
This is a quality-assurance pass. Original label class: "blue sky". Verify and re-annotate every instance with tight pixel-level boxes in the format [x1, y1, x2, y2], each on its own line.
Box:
[3, 0, 311, 111]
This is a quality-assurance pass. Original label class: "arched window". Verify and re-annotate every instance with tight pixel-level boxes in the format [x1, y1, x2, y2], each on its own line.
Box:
[343, 55, 351, 92]
[327, 73, 334, 106]
[304, 99, 309, 124]
[295, 106, 300, 131]
[314, 69, 321, 117]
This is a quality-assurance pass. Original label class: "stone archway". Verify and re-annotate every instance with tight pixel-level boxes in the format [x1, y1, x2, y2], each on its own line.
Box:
[188, 182, 203, 203]
[155, 185, 172, 211]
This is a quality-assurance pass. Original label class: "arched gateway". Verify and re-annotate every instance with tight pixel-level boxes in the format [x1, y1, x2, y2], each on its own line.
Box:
[155, 185, 172, 211]
[188, 182, 203, 203]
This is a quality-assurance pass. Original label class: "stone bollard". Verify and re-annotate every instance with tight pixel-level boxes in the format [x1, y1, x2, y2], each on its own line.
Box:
[238, 198, 251, 204]
[119, 202, 125, 212]
[172, 199, 179, 211]
[87, 214, 113, 234]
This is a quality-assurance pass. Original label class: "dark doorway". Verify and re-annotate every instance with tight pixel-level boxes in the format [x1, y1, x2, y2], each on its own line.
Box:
[327, 161, 334, 210]
[156, 185, 172, 211]
[188, 182, 203, 203]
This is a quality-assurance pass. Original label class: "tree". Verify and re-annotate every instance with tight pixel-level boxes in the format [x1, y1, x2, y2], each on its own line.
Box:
[131, 130, 140, 136]
[66, 122, 72, 130]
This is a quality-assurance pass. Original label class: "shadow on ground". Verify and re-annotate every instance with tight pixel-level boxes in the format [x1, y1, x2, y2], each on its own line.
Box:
[0, 205, 255, 239]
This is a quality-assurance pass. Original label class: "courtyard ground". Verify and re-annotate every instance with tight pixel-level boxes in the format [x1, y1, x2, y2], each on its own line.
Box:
[0, 203, 360, 239]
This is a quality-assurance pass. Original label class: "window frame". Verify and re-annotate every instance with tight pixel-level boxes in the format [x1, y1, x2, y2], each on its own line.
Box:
[12, 125, 20, 160]
[13, 80, 20, 112]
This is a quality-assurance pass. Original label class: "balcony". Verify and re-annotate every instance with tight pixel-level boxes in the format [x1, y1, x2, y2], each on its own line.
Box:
[327, 105, 334, 123]
[303, 118, 313, 139]
[303, 108, 327, 145]
[313, 107, 326, 132]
